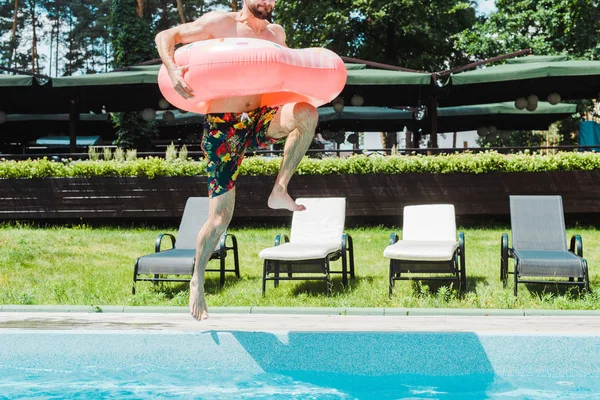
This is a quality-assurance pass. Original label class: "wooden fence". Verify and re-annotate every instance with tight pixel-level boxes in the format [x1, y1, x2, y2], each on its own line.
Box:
[1, 171, 599, 221]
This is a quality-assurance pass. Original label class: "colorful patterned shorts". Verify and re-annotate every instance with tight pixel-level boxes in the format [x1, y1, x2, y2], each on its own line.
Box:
[201, 106, 279, 197]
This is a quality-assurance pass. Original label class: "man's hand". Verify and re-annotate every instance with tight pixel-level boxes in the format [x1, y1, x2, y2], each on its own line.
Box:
[169, 66, 194, 99]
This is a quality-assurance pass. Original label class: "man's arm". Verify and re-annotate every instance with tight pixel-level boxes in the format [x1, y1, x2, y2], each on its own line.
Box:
[270, 24, 288, 47]
[155, 12, 225, 98]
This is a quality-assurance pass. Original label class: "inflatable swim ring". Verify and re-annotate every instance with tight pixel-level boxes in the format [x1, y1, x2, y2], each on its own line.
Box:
[158, 38, 347, 113]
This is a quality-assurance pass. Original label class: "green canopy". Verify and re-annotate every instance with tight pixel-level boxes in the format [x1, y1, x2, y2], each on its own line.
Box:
[317, 102, 576, 132]
[0, 75, 36, 87]
[444, 55, 600, 106]
[52, 68, 159, 87]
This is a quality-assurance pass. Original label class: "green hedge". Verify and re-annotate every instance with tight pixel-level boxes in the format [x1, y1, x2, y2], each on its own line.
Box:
[2, 151, 600, 179]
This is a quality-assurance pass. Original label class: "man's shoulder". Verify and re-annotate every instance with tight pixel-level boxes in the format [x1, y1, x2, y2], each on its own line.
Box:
[267, 22, 285, 31]
[197, 10, 237, 24]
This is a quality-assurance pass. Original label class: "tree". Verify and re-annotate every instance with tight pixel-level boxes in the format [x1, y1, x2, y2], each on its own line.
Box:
[455, 0, 600, 61]
[110, 0, 158, 150]
[275, 0, 477, 71]
[110, 0, 155, 68]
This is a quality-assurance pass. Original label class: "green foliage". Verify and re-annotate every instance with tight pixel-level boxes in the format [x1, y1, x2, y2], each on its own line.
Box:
[103, 147, 113, 161]
[4, 152, 600, 179]
[275, 0, 477, 71]
[165, 142, 177, 161]
[109, 0, 155, 68]
[126, 148, 137, 161]
[111, 112, 159, 151]
[109, 0, 159, 150]
[455, 0, 600, 60]
[113, 147, 125, 162]
[88, 146, 100, 161]
[178, 144, 188, 161]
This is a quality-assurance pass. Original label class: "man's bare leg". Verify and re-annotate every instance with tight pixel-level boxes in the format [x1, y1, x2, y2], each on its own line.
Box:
[266, 102, 318, 211]
[190, 188, 235, 320]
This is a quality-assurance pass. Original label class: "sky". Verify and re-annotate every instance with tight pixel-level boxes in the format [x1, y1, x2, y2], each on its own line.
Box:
[477, 0, 497, 15]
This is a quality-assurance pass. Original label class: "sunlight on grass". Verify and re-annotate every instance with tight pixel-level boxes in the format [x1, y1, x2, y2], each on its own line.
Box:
[1, 223, 599, 310]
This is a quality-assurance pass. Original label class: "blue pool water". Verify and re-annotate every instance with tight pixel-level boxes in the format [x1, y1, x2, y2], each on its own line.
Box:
[1, 331, 599, 399]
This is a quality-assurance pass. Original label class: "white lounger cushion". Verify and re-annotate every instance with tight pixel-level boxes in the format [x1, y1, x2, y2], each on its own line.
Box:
[259, 198, 346, 261]
[383, 240, 458, 261]
[290, 198, 346, 244]
[383, 204, 459, 261]
[259, 242, 341, 261]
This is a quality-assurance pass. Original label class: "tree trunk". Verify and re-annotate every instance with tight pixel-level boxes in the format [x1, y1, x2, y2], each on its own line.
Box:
[231, 0, 238, 11]
[136, 0, 143, 17]
[55, 17, 60, 76]
[30, 0, 39, 74]
[175, 0, 185, 23]
[9, 0, 19, 70]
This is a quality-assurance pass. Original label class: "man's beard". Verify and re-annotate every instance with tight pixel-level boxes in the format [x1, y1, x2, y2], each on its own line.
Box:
[248, 4, 273, 21]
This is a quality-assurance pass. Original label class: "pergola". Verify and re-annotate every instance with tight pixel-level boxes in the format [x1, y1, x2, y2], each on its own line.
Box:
[1, 53, 598, 152]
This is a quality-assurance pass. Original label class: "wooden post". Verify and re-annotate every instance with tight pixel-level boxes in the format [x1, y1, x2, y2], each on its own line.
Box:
[429, 96, 438, 150]
[69, 97, 80, 154]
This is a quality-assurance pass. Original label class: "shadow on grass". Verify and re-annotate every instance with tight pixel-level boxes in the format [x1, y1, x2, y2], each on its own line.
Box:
[390, 275, 488, 297]
[143, 274, 243, 298]
[521, 281, 592, 298]
[256, 275, 366, 297]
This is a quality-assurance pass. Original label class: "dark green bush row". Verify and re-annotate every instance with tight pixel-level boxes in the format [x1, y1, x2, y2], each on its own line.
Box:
[1, 151, 600, 179]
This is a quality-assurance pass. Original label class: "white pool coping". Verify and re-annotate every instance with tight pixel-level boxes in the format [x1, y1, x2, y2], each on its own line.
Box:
[2, 307, 600, 333]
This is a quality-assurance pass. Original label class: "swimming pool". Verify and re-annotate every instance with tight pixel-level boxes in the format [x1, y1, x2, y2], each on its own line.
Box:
[1, 330, 599, 399]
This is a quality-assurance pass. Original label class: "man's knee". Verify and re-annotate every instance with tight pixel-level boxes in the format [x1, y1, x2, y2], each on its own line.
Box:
[206, 208, 233, 234]
[293, 102, 318, 132]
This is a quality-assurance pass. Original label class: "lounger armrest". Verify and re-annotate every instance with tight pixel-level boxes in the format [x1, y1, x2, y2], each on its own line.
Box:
[275, 234, 290, 246]
[501, 233, 509, 284]
[219, 233, 238, 253]
[155, 233, 176, 253]
[569, 235, 583, 257]
[341, 233, 353, 253]
[389, 233, 399, 245]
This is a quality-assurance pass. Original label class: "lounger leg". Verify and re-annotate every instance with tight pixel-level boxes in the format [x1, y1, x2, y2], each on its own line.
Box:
[341, 250, 348, 286]
[349, 236, 355, 279]
[325, 259, 332, 297]
[153, 274, 159, 286]
[132, 262, 138, 295]
[262, 260, 268, 296]
[219, 256, 226, 288]
[389, 261, 394, 298]
[514, 264, 519, 296]
[234, 245, 240, 278]
[584, 261, 590, 292]
[274, 262, 280, 288]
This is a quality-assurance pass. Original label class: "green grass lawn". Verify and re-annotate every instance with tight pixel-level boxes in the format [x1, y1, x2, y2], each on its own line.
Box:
[1, 223, 599, 310]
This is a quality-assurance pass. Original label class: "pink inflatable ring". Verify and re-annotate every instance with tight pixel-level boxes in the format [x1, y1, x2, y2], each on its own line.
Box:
[158, 38, 347, 114]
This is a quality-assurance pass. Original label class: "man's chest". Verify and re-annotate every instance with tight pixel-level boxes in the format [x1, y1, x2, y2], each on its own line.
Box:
[214, 23, 277, 42]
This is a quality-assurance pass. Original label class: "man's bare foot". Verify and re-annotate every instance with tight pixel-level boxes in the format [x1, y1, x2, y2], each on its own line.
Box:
[189, 275, 208, 321]
[268, 189, 306, 212]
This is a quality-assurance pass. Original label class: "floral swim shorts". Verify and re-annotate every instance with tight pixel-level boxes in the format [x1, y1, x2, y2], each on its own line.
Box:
[201, 106, 279, 197]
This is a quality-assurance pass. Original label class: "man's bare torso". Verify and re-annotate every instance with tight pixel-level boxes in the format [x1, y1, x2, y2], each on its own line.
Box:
[203, 12, 283, 113]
